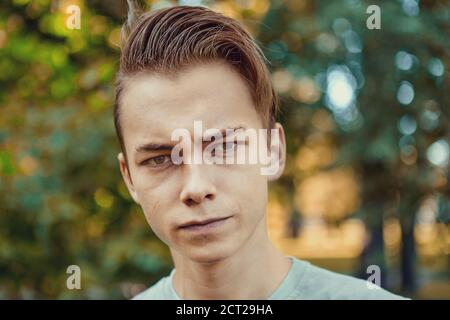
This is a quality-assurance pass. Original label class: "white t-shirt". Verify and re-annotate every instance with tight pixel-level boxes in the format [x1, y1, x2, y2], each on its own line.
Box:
[133, 256, 408, 300]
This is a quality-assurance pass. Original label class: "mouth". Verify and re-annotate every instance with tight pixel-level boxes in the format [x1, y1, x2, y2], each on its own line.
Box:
[178, 216, 233, 231]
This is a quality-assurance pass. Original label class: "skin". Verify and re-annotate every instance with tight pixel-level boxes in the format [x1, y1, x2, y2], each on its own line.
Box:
[118, 61, 291, 299]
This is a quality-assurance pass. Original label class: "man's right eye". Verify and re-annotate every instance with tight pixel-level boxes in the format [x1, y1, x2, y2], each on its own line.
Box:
[141, 155, 172, 167]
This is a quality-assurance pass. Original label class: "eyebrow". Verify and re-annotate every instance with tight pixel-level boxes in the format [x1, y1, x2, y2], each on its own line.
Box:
[204, 126, 246, 140]
[134, 126, 247, 153]
[135, 143, 174, 153]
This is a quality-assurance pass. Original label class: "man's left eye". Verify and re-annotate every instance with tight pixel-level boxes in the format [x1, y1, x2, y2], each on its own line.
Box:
[223, 141, 237, 151]
[215, 141, 238, 156]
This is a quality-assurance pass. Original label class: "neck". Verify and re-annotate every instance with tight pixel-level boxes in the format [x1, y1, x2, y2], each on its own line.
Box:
[170, 215, 292, 299]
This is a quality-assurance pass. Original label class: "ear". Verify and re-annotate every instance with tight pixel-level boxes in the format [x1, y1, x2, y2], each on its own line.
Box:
[118, 152, 140, 204]
[267, 122, 286, 182]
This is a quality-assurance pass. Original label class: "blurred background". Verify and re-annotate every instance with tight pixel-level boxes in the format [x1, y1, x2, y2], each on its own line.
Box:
[0, 0, 449, 299]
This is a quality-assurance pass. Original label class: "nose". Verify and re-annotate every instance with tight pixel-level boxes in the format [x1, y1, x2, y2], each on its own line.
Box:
[179, 164, 216, 206]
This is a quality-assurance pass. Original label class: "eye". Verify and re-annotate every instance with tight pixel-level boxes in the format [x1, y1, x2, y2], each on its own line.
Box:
[142, 155, 172, 167]
[212, 141, 240, 158]
[223, 141, 237, 152]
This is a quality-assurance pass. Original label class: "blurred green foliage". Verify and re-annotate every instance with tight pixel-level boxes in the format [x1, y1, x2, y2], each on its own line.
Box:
[258, 0, 449, 294]
[0, 0, 449, 299]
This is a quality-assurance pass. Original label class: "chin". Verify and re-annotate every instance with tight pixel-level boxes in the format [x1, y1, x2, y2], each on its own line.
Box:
[185, 243, 236, 264]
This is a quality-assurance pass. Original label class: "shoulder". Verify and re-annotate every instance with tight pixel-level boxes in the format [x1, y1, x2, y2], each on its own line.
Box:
[132, 271, 175, 300]
[293, 259, 409, 300]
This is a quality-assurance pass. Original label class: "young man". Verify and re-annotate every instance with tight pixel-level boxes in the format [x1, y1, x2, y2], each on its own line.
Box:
[114, 4, 406, 300]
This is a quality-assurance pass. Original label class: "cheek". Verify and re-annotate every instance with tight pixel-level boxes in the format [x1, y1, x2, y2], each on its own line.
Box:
[224, 166, 268, 219]
[140, 199, 165, 237]
[134, 183, 175, 243]
[133, 171, 179, 211]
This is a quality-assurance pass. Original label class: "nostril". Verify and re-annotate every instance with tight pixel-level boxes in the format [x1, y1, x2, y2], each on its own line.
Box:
[183, 193, 215, 206]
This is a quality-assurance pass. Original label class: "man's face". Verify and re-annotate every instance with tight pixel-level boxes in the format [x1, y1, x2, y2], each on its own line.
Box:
[118, 61, 283, 263]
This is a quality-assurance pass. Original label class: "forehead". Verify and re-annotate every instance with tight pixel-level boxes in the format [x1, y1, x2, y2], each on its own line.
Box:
[119, 62, 262, 151]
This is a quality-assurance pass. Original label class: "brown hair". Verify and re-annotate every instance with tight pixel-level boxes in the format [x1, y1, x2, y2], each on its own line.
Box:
[114, 2, 278, 158]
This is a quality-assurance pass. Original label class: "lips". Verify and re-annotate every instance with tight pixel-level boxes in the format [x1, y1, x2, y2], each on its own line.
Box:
[178, 216, 232, 229]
